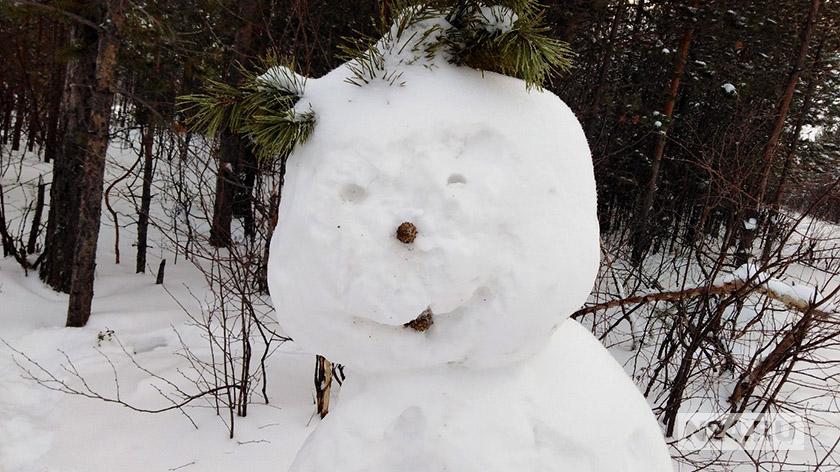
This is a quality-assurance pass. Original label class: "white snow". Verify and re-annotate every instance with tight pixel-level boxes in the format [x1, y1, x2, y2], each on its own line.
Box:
[257, 65, 307, 96]
[271, 26, 600, 373]
[719, 263, 824, 307]
[801, 124, 823, 141]
[743, 217, 757, 230]
[722, 83, 736, 94]
[477, 5, 518, 33]
[288, 321, 672, 472]
[767, 279, 818, 304]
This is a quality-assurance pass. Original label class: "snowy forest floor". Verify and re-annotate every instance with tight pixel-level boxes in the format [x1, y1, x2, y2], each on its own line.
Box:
[0, 138, 320, 471]
[1, 137, 839, 471]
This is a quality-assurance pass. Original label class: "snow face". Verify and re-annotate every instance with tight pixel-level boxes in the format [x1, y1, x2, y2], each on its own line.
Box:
[287, 321, 673, 472]
[267, 36, 599, 372]
[265, 13, 668, 472]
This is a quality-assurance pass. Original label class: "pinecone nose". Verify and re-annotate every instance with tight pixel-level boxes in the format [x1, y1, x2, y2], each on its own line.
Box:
[396, 222, 417, 244]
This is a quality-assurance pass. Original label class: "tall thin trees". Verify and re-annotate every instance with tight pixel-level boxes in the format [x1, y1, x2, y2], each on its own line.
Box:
[631, 1, 698, 264]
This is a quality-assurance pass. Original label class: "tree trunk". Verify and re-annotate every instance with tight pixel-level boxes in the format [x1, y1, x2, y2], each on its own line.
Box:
[39, 8, 100, 293]
[136, 122, 155, 273]
[760, 34, 825, 263]
[233, 147, 257, 240]
[44, 60, 65, 164]
[209, 0, 261, 247]
[754, 0, 821, 206]
[1, 105, 11, 145]
[209, 131, 239, 247]
[631, 2, 697, 264]
[66, 0, 126, 327]
[585, 1, 623, 140]
[735, 0, 820, 266]
[155, 259, 166, 284]
[26, 175, 46, 254]
[11, 92, 25, 152]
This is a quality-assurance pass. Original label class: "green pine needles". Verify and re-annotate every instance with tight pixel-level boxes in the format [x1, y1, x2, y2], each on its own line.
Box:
[444, 6, 574, 89]
[177, 59, 314, 160]
[178, 1, 572, 160]
[341, 0, 573, 90]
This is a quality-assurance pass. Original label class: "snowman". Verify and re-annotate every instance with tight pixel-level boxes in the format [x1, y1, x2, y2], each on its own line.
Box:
[258, 4, 672, 471]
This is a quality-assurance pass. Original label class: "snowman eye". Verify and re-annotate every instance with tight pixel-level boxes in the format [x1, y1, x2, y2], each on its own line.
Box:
[340, 183, 368, 203]
[447, 173, 466, 185]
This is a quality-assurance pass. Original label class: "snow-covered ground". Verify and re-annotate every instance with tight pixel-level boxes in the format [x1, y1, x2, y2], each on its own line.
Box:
[0, 142, 319, 471]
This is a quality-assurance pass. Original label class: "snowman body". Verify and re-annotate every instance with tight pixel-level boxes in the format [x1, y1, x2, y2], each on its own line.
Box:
[267, 15, 672, 471]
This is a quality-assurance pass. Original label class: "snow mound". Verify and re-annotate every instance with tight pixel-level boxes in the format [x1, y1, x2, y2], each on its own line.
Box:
[287, 320, 673, 472]
[267, 30, 599, 372]
[266, 11, 669, 472]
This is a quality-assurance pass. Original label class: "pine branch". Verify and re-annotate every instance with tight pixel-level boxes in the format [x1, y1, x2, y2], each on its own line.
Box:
[338, 1, 573, 90]
[242, 109, 316, 160]
[445, 8, 573, 89]
[177, 59, 316, 160]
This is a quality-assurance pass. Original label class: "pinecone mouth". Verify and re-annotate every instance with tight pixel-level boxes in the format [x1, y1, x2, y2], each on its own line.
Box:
[403, 307, 434, 332]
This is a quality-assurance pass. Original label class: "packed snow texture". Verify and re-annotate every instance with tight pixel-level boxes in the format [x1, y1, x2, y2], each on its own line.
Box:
[288, 321, 673, 472]
[267, 30, 600, 373]
[265, 13, 672, 472]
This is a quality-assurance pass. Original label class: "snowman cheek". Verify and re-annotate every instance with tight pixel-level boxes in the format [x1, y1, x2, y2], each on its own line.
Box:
[339, 183, 368, 203]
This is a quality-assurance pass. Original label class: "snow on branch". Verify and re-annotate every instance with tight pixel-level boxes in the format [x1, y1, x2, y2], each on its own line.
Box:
[573, 270, 837, 321]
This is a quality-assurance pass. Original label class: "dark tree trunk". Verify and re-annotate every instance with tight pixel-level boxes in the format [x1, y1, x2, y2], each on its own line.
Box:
[209, 131, 238, 247]
[66, 0, 126, 327]
[631, 2, 697, 264]
[26, 175, 46, 254]
[0, 184, 14, 258]
[209, 0, 261, 247]
[735, 0, 820, 265]
[760, 34, 825, 263]
[44, 61, 65, 164]
[11, 92, 25, 151]
[233, 147, 257, 240]
[136, 123, 155, 273]
[585, 2, 623, 139]
[39, 9, 100, 293]
[1, 106, 11, 144]
[155, 259, 166, 284]
[755, 0, 821, 206]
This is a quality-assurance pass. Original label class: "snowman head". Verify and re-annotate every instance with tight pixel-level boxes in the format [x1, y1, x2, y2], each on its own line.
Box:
[196, 4, 600, 372]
